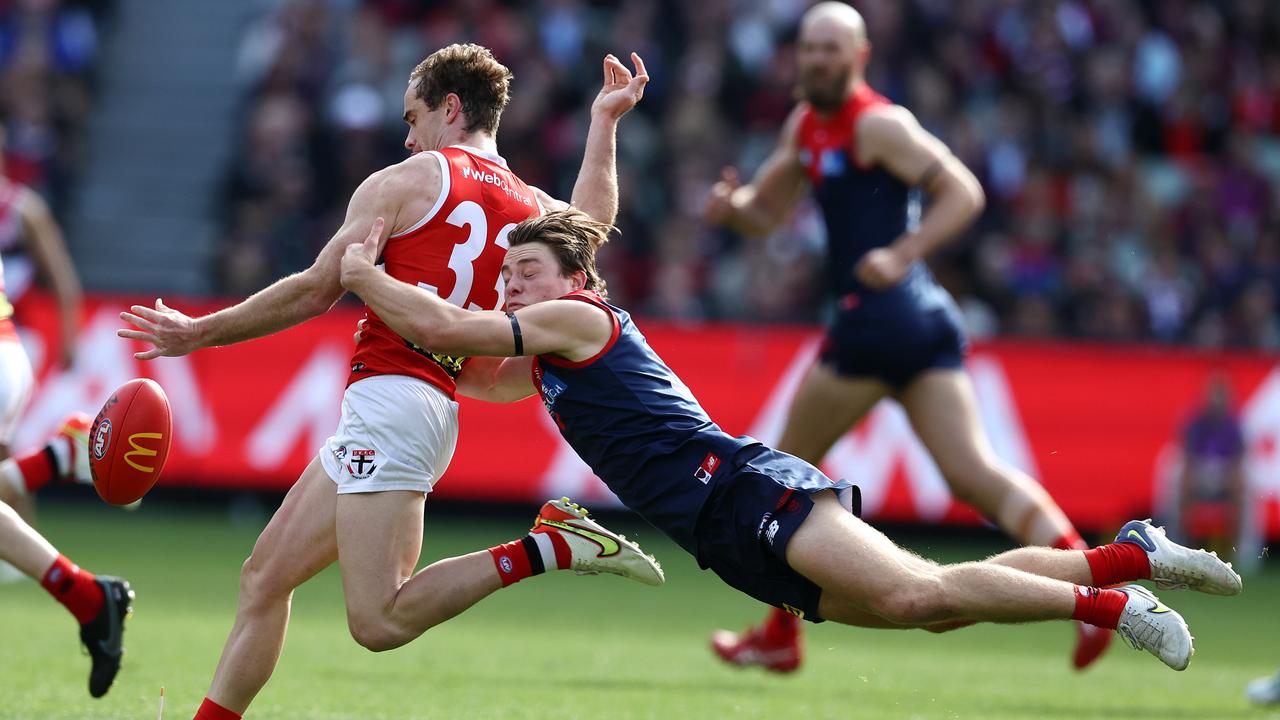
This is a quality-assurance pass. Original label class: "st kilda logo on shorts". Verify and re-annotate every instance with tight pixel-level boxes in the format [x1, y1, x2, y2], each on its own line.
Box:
[347, 449, 378, 479]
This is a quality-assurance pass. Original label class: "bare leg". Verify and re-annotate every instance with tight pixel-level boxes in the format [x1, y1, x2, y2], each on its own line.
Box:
[790, 493, 1076, 627]
[983, 545, 1092, 584]
[335, 490, 503, 651]
[712, 363, 888, 657]
[0, 443, 37, 531]
[898, 370, 1079, 548]
[775, 362, 888, 464]
[0, 497, 57, 577]
[206, 458, 339, 714]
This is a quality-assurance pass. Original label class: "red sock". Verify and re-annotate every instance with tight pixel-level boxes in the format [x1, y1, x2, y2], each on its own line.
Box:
[764, 607, 799, 640]
[194, 697, 242, 720]
[1070, 586, 1128, 630]
[40, 554, 103, 625]
[487, 532, 571, 587]
[1083, 542, 1151, 586]
[18, 444, 59, 492]
[1052, 529, 1088, 551]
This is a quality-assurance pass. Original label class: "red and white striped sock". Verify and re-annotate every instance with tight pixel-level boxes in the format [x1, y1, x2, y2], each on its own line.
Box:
[487, 532, 572, 587]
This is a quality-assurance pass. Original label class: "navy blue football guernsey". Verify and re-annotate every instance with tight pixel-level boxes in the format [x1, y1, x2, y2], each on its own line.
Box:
[796, 83, 953, 312]
[532, 291, 757, 552]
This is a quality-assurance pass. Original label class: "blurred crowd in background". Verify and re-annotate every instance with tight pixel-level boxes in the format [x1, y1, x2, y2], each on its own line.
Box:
[5, 0, 1280, 349]
[0, 0, 110, 216]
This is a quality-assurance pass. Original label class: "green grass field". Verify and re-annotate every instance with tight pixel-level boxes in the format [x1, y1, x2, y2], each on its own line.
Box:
[1, 501, 1277, 720]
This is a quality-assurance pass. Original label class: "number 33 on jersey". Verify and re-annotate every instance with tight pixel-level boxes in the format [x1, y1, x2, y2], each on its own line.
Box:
[349, 145, 542, 397]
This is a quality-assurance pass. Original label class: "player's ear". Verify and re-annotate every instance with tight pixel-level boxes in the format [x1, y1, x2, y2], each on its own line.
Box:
[569, 270, 587, 292]
[444, 93, 462, 124]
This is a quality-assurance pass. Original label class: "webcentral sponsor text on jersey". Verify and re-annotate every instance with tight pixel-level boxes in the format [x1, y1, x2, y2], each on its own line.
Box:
[458, 165, 534, 207]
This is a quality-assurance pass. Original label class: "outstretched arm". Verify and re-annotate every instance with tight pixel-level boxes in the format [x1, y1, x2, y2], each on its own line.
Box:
[703, 105, 809, 237]
[340, 218, 612, 360]
[118, 164, 429, 359]
[18, 188, 82, 369]
[532, 52, 648, 228]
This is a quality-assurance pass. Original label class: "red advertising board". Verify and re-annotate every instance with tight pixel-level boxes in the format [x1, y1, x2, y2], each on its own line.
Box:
[11, 293, 1279, 545]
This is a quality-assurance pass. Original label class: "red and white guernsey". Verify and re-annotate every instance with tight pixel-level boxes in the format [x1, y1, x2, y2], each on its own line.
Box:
[348, 145, 540, 397]
[0, 179, 23, 342]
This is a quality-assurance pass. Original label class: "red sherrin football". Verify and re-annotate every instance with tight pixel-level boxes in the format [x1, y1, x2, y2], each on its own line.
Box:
[89, 378, 172, 505]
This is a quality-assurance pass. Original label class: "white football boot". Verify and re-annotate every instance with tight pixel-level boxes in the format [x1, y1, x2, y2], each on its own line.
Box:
[530, 497, 664, 586]
[1114, 584, 1193, 671]
[1114, 519, 1241, 596]
[56, 412, 93, 485]
[1246, 671, 1280, 705]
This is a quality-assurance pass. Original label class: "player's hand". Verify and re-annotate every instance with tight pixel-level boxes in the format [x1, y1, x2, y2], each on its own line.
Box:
[591, 52, 648, 121]
[117, 298, 199, 360]
[855, 246, 913, 289]
[340, 217, 384, 291]
[703, 167, 740, 226]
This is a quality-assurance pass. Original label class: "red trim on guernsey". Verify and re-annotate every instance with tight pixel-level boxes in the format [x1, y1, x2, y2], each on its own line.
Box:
[538, 290, 621, 369]
[796, 82, 891, 183]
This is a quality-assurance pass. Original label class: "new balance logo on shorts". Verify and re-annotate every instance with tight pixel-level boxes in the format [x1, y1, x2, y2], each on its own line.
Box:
[694, 452, 720, 484]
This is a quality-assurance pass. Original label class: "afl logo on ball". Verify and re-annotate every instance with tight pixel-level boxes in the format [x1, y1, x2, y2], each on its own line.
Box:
[92, 419, 112, 460]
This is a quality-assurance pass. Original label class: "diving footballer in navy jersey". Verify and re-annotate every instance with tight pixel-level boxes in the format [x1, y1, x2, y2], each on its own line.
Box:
[339, 209, 1243, 674]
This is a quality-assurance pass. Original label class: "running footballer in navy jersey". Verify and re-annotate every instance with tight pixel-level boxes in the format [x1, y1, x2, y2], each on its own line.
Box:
[338, 208, 1241, 675]
[702, 2, 1106, 672]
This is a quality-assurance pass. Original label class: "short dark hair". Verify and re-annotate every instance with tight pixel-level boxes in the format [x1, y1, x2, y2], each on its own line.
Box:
[508, 210, 610, 298]
[410, 43, 512, 134]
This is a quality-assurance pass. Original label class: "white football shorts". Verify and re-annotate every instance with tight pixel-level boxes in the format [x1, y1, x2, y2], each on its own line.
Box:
[0, 338, 33, 445]
[319, 374, 459, 495]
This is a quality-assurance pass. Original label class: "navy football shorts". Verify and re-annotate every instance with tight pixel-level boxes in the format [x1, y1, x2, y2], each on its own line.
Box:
[694, 446, 856, 623]
[819, 297, 967, 388]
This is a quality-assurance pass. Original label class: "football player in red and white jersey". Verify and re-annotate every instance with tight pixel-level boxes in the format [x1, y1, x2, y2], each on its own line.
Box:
[0, 127, 132, 699]
[119, 44, 649, 720]
[0, 126, 101, 583]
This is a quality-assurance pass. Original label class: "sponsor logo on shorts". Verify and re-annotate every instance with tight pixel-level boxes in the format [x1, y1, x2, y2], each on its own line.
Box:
[781, 603, 805, 619]
[332, 444, 347, 461]
[91, 418, 112, 460]
[346, 448, 378, 480]
[765, 520, 780, 546]
[693, 452, 719, 484]
[756, 511, 774, 542]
